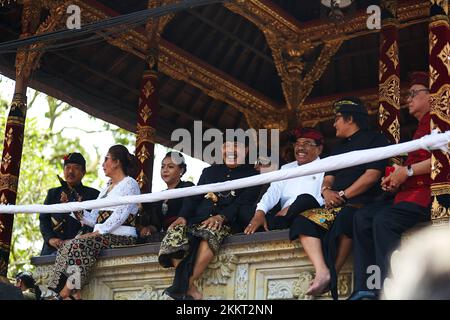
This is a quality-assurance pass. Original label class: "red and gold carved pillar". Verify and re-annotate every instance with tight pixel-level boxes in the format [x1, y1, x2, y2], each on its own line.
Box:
[136, 50, 158, 193]
[378, 0, 401, 144]
[428, 0, 450, 224]
[135, 1, 162, 193]
[0, 94, 28, 276]
[0, 0, 43, 276]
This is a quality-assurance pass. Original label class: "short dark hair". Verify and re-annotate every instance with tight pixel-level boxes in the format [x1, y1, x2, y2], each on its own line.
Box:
[335, 96, 369, 130]
[164, 152, 187, 176]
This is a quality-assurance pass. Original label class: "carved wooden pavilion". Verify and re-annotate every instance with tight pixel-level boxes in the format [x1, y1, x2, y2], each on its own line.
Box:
[0, 0, 448, 299]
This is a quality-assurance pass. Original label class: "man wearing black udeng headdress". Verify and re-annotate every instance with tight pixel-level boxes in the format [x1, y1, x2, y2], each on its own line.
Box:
[39, 153, 99, 255]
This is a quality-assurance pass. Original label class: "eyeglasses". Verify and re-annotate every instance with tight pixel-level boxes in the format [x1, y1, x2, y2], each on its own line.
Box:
[408, 89, 429, 98]
[294, 141, 318, 148]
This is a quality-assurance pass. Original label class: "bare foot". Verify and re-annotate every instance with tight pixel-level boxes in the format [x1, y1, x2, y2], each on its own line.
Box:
[306, 270, 331, 296]
[186, 285, 203, 300]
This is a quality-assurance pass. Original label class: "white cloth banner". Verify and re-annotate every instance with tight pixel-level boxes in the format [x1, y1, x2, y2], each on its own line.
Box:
[0, 130, 449, 214]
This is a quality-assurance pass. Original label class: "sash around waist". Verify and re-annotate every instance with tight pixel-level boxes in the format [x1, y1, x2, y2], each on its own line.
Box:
[96, 210, 136, 227]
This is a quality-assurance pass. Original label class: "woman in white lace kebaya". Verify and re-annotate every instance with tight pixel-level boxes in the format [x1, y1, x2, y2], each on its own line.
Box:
[46, 145, 140, 300]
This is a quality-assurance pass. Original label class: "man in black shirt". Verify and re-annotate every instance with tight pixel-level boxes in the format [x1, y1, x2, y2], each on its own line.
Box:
[287, 97, 389, 299]
[39, 153, 99, 255]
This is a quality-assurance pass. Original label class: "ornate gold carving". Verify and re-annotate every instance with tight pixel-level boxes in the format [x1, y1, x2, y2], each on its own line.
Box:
[429, 65, 439, 88]
[201, 254, 237, 286]
[430, 84, 450, 123]
[135, 169, 148, 190]
[431, 183, 450, 196]
[438, 42, 450, 75]
[386, 41, 399, 69]
[0, 173, 19, 192]
[136, 124, 155, 145]
[139, 104, 152, 123]
[5, 128, 13, 148]
[379, 74, 400, 108]
[388, 116, 400, 143]
[136, 144, 150, 163]
[142, 82, 155, 99]
[431, 196, 449, 221]
[429, 32, 438, 55]
[379, 103, 390, 126]
[0, 220, 4, 233]
[292, 271, 314, 300]
[1, 153, 12, 171]
[431, 0, 448, 15]
[381, 0, 397, 18]
[379, 61, 387, 81]
[0, 193, 8, 204]
[431, 154, 443, 180]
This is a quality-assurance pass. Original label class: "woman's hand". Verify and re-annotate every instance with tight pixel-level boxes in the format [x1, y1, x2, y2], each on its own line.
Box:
[168, 217, 187, 230]
[201, 215, 224, 231]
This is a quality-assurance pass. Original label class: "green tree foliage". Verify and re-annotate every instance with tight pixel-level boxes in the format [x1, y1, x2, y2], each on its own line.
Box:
[0, 89, 134, 277]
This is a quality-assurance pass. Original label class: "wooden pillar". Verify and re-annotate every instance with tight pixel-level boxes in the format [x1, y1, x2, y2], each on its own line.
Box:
[428, 0, 450, 225]
[135, 0, 161, 193]
[0, 0, 41, 276]
[378, 0, 401, 144]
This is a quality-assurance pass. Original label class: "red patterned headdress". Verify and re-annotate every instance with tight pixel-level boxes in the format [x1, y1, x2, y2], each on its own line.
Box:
[291, 127, 324, 145]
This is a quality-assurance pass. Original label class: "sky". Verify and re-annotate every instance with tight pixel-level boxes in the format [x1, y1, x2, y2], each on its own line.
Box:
[0, 74, 209, 194]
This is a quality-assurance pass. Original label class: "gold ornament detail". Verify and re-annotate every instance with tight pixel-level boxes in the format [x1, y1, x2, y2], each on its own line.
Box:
[1, 153, 12, 171]
[0, 193, 8, 204]
[430, 84, 450, 122]
[136, 124, 155, 145]
[429, 65, 439, 89]
[379, 103, 390, 126]
[0, 173, 19, 192]
[438, 42, 450, 76]
[388, 116, 400, 143]
[379, 61, 387, 81]
[431, 196, 449, 221]
[386, 42, 399, 69]
[379, 74, 400, 108]
[431, 154, 443, 180]
[429, 32, 438, 55]
[143, 81, 155, 99]
[136, 144, 150, 163]
[5, 128, 13, 147]
[139, 104, 152, 123]
[136, 170, 148, 189]
[0, 220, 4, 233]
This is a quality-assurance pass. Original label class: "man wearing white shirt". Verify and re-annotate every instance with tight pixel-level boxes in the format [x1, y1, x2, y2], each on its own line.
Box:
[244, 128, 325, 233]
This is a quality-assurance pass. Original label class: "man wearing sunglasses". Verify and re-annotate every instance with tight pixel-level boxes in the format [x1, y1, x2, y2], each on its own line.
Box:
[39, 152, 99, 255]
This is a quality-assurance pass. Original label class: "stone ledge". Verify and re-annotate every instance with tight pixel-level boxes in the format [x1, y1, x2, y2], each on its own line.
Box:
[31, 229, 291, 265]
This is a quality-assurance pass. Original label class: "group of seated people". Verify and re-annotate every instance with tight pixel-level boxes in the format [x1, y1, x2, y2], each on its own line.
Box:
[37, 72, 433, 300]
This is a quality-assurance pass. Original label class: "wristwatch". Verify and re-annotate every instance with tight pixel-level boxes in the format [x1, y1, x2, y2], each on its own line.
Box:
[338, 190, 348, 202]
[406, 165, 414, 177]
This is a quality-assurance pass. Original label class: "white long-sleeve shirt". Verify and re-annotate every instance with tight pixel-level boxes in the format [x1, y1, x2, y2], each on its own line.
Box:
[256, 159, 324, 214]
[79, 176, 140, 237]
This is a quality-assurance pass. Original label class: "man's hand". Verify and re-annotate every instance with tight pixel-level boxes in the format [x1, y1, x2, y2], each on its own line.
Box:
[60, 191, 68, 203]
[275, 207, 289, 217]
[244, 210, 268, 234]
[382, 164, 407, 191]
[48, 237, 64, 249]
[168, 217, 187, 230]
[322, 189, 345, 209]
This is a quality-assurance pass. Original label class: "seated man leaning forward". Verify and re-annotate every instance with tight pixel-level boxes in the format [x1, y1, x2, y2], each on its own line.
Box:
[244, 127, 325, 233]
[286, 97, 389, 299]
[158, 138, 261, 300]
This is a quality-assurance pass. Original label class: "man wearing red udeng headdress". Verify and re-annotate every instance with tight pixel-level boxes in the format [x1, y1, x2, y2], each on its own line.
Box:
[350, 72, 432, 300]
[244, 127, 325, 234]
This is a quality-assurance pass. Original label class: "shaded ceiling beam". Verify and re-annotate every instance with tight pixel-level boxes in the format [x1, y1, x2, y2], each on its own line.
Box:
[69, 0, 286, 130]
[301, 85, 412, 127]
[224, 0, 429, 117]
